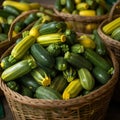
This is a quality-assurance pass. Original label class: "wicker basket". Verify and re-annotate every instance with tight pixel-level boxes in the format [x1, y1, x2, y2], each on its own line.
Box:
[97, 0, 120, 61]
[97, 0, 120, 103]
[54, 8, 108, 34]
[0, 43, 119, 120]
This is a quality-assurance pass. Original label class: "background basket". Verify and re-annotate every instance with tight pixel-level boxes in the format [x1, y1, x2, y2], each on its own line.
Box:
[0, 37, 119, 119]
[97, 0, 120, 61]
[54, 8, 108, 34]
[97, 0, 120, 103]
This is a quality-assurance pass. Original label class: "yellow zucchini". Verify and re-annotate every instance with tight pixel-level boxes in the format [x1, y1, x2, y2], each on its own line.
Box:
[79, 10, 96, 16]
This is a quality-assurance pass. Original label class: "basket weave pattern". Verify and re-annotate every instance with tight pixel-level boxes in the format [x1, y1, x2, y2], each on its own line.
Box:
[0, 46, 119, 120]
[54, 8, 108, 34]
[98, 0, 120, 61]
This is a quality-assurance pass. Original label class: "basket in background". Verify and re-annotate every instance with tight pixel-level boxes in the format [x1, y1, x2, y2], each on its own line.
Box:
[53, 0, 110, 34]
[97, 0, 120, 103]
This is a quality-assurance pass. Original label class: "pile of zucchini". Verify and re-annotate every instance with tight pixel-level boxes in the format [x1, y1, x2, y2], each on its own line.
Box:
[0, 0, 54, 42]
[0, 20, 114, 100]
[54, 0, 111, 16]
[102, 17, 120, 41]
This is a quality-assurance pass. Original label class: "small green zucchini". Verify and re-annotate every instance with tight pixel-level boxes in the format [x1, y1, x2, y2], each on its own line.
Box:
[39, 21, 67, 35]
[35, 86, 62, 100]
[31, 67, 51, 86]
[55, 56, 68, 71]
[1, 56, 13, 69]
[78, 68, 95, 91]
[93, 30, 106, 55]
[64, 51, 93, 71]
[66, 0, 75, 13]
[30, 43, 55, 68]
[3, 5, 21, 16]
[1, 59, 37, 82]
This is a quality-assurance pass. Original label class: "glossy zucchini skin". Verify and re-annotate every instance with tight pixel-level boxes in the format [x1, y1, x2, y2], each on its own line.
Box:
[1, 59, 37, 82]
[93, 30, 106, 55]
[30, 43, 55, 68]
[64, 51, 93, 71]
[19, 75, 40, 92]
[78, 68, 95, 91]
[84, 48, 112, 71]
[92, 66, 111, 84]
[35, 86, 62, 100]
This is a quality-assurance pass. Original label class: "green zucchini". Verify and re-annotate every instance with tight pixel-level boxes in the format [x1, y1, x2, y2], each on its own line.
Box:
[1, 56, 13, 69]
[92, 66, 111, 84]
[21, 86, 34, 98]
[19, 75, 40, 92]
[54, 0, 63, 11]
[39, 21, 67, 35]
[50, 75, 68, 93]
[93, 30, 106, 55]
[84, 48, 112, 71]
[23, 13, 38, 26]
[3, 5, 21, 16]
[78, 68, 95, 91]
[6, 81, 20, 92]
[64, 29, 77, 45]
[1, 58, 37, 82]
[31, 67, 51, 86]
[0, 9, 14, 18]
[64, 51, 93, 70]
[1, 23, 10, 34]
[30, 43, 55, 68]
[111, 27, 120, 41]
[35, 86, 62, 100]
[55, 56, 68, 71]
[66, 0, 75, 13]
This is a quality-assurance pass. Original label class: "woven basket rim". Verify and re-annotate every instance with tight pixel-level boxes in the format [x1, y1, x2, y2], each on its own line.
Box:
[54, 8, 109, 22]
[97, 15, 120, 48]
[0, 47, 119, 108]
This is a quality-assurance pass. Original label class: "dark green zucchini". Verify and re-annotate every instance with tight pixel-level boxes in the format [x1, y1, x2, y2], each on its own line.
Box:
[35, 86, 62, 100]
[84, 48, 112, 71]
[55, 56, 68, 71]
[66, 0, 75, 13]
[30, 43, 55, 68]
[19, 75, 40, 92]
[92, 66, 111, 84]
[64, 51, 93, 70]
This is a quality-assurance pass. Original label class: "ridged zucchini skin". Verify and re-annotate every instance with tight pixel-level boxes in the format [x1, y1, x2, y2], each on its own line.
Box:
[78, 68, 95, 91]
[37, 33, 66, 46]
[9, 35, 36, 63]
[1, 59, 37, 82]
[62, 79, 83, 100]
[84, 48, 112, 71]
[111, 27, 120, 41]
[50, 75, 68, 93]
[30, 43, 55, 68]
[35, 86, 62, 100]
[92, 66, 111, 84]
[64, 51, 93, 71]
[31, 67, 51, 86]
